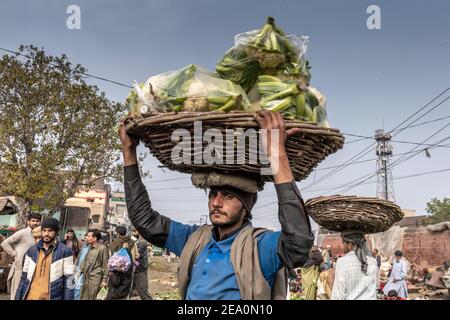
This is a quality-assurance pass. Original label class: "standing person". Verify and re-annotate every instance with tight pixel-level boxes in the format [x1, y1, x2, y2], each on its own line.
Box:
[109, 226, 138, 262]
[300, 245, 323, 300]
[1, 213, 42, 300]
[119, 110, 314, 300]
[105, 241, 134, 300]
[383, 250, 408, 299]
[15, 218, 74, 300]
[331, 230, 377, 300]
[79, 229, 109, 300]
[321, 245, 331, 270]
[106, 226, 137, 300]
[74, 233, 90, 300]
[62, 229, 82, 261]
[372, 249, 382, 290]
[131, 229, 152, 300]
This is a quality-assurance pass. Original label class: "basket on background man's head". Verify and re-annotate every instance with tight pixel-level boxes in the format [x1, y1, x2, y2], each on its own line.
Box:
[305, 195, 404, 234]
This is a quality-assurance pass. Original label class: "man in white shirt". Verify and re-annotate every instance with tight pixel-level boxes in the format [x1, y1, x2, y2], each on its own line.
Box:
[331, 230, 377, 300]
[383, 250, 408, 298]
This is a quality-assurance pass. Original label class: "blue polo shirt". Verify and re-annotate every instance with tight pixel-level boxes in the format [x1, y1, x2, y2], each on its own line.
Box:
[164, 220, 282, 300]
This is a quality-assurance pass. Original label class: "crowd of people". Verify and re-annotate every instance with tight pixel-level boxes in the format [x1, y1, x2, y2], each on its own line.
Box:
[1, 112, 448, 301]
[0, 213, 153, 300]
[288, 242, 450, 300]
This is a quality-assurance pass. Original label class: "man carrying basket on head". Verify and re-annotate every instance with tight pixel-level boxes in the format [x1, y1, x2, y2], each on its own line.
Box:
[118, 110, 314, 300]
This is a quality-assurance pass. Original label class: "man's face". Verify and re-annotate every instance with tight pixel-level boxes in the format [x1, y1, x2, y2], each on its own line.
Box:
[342, 241, 352, 254]
[395, 256, 401, 262]
[208, 190, 245, 228]
[41, 228, 56, 244]
[86, 232, 96, 245]
[28, 218, 41, 229]
[67, 232, 74, 240]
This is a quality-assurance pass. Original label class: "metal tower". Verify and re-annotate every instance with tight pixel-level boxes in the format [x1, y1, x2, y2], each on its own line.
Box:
[375, 129, 395, 202]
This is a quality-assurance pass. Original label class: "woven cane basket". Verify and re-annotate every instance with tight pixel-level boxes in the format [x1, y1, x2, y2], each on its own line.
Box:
[305, 195, 404, 234]
[124, 111, 345, 181]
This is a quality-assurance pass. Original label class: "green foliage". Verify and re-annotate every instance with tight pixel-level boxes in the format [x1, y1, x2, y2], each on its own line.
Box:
[0, 45, 125, 217]
[423, 197, 450, 225]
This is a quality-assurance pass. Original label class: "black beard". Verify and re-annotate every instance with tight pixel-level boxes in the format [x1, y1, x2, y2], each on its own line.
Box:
[43, 237, 55, 243]
[210, 208, 244, 229]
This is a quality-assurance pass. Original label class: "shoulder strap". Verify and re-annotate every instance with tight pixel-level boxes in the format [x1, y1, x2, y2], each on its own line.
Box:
[177, 225, 214, 299]
[230, 226, 287, 300]
[230, 226, 271, 300]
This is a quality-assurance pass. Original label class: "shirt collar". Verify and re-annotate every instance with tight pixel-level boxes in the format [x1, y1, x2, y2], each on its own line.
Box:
[345, 251, 356, 257]
[210, 221, 252, 254]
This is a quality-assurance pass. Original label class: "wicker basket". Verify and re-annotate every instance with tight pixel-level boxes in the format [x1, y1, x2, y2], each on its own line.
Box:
[305, 195, 404, 234]
[124, 111, 345, 181]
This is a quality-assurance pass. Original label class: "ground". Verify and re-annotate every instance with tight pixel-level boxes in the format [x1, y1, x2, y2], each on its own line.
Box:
[143, 255, 180, 300]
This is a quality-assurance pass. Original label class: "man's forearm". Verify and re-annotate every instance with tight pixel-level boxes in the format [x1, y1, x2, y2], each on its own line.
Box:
[123, 147, 138, 166]
[1, 237, 17, 258]
[272, 152, 293, 184]
[124, 164, 171, 247]
[275, 181, 314, 269]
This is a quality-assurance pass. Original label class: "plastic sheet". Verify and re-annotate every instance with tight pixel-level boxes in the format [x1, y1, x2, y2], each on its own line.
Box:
[216, 17, 310, 92]
[126, 64, 250, 115]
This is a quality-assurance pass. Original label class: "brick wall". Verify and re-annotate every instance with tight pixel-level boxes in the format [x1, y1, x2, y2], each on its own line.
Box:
[320, 227, 450, 268]
[402, 227, 450, 268]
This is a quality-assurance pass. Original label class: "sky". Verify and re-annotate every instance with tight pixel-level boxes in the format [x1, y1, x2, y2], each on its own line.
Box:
[1, 0, 449, 229]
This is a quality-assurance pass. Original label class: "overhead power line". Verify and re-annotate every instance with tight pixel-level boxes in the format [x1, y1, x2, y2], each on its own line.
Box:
[0, 47, 133, 89]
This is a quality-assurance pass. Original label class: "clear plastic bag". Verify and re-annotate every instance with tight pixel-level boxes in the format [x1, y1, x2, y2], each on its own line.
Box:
[126, 64, 250, 115]
[96, 287, 108, 300]
[255, 74, 329, 127]
[216, 17, 310, 92]
[108, 248, 131, 272]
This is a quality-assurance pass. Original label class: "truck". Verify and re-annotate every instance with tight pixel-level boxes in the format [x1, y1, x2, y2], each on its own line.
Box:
[56, 206, 91, 241]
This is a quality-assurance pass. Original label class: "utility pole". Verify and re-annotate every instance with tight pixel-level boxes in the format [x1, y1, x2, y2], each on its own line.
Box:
[200, 214, 209, 225]
[375, 129, 395, 202]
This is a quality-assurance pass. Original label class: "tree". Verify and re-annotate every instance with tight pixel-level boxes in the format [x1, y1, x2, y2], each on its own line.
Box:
[0, 45, 125, 227]
[422, 197, 450, 225]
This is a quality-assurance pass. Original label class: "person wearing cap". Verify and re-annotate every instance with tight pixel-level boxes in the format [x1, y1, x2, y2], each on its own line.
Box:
[383, 250, 408, 299]
[118, 110, 314, 300]
[15, 218, 75, 300]
[331, 230, 378, 300]
[31, 226, 42, 243]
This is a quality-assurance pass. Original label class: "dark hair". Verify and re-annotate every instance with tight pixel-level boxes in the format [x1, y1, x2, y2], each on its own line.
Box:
[387, 290, 398, 297]
[88, 229, 102, 241]
[394, 250, 403, 257]
[243, 209, 253, 222]
[116, 226, 127, 236]
[66, 229, 78, 240]
[27, 213, 42, 221]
